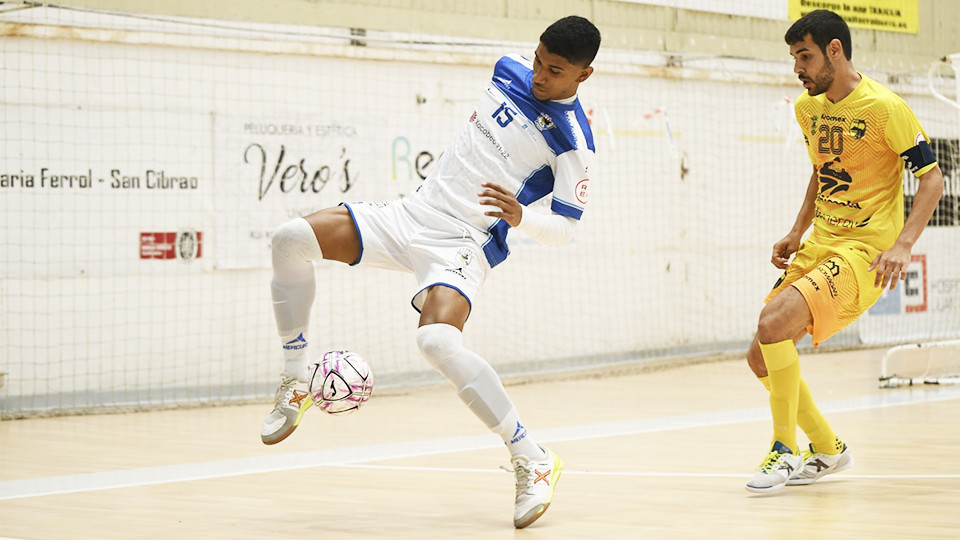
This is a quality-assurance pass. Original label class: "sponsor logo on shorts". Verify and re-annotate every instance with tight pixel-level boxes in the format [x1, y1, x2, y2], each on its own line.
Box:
[444, 267, 467, 280]
[816, 260, 841, 298]
[457, 248, 475, 266]
[803, 275, 820, 292]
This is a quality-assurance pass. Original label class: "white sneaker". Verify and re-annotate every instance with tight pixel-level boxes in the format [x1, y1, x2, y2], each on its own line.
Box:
[745, 441, 803, 494]
[260, 375, 313, 445]
[787, 441, 853, 486]
[509, 447, 563, 529]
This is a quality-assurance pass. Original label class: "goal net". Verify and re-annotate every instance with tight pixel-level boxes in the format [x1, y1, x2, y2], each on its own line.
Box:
[875, 54, 960, 388]
[2, 4, 958, 417]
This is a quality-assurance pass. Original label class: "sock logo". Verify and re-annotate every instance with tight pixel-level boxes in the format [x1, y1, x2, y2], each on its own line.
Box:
[510, 421, 526, 444]
[283, 333, 307, 350]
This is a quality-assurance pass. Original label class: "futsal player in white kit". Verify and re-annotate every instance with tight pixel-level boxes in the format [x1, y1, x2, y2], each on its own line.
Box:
[262, 15, 600, 528]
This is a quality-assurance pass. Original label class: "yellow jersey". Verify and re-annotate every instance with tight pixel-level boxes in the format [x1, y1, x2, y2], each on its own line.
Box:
[794, 74, 938, 253]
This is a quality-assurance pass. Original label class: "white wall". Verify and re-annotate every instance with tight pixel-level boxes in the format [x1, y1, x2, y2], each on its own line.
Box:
[1, 9, 958, 415]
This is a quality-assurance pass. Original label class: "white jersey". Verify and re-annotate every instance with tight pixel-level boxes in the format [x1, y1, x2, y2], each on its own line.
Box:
[409, 54, 595, 267]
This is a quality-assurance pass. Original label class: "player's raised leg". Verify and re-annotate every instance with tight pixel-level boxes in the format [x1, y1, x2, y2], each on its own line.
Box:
[416, 286, 562, 528]
[261, 207, 360, 445]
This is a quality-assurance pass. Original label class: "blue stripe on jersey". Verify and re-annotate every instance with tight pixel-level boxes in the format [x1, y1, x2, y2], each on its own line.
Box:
[482, 220, 511, 268]
[551, 197, 584, 220]
[480, 165, 555, 268]
[517, 164, 554, 205]
[492, 56, 595, 154]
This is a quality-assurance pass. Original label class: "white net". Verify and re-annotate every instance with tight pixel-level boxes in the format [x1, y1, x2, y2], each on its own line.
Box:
[2, 4, 959, 417]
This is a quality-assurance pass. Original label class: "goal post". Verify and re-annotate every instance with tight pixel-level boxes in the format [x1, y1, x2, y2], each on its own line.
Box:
[876, 54, 960, 389]
[879, 339, 960, 387]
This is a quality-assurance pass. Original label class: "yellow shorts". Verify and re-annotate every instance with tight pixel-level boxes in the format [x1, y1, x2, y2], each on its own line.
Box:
[765, 240, 883, 347]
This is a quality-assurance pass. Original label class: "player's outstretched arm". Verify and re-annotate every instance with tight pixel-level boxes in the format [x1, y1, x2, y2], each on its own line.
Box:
[868, 164, 944, 290]
[772, 167, 819, 269]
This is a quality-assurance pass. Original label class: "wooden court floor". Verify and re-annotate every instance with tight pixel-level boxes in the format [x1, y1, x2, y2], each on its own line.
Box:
[2, 348, 960, 539]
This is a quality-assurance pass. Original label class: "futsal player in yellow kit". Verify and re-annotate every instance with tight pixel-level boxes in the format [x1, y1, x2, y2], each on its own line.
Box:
[744, 9, 945, 493]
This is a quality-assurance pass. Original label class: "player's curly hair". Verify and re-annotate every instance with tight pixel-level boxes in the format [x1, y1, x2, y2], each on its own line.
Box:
[540, 16, 601, 67]
[785, 9, 852, 60]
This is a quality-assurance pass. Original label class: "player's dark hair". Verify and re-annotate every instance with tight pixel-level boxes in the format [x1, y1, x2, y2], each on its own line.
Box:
[540, 16, 601, 67]
[784, 9, 852, 60]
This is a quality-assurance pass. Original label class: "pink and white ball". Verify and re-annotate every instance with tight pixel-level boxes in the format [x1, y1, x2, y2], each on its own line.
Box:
[308, 350, 374, 415]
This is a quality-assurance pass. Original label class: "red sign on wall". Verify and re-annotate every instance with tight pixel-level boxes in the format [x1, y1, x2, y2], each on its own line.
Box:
[904, 253, 927, 313]
[140, 231, 203, 260]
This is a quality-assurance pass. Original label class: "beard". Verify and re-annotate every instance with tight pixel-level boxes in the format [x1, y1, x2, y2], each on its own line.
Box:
[805, 55, 836, 96]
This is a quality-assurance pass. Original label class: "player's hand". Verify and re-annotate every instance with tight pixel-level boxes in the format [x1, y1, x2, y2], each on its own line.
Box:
[868, 241, 911, 290]
[479, 182, 522, 227]
[771, 233, 801, 270]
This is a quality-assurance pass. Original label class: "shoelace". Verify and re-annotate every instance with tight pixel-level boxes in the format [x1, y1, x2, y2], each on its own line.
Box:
[501, 463, 535, 496]
[757, 450, 788, 473]
[275, 376, 299, 402]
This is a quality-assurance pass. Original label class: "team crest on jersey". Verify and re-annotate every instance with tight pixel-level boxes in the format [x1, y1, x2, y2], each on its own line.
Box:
[809, 115, 818, 135]
[535, 113, 556, 131]
[456, 248, 475, 266]
[851, 119, 867, 139]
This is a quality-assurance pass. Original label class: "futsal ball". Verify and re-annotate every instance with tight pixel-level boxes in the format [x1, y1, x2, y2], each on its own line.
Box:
[308, 350, 374, 415]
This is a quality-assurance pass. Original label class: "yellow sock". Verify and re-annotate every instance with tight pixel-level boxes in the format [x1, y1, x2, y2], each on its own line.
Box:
[798, 378, 840, 455]
[759, 375, 840, 455]
[759, 339, 800, 454]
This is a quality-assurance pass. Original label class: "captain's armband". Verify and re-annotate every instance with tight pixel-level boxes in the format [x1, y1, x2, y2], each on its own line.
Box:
[900, 140, 937, 174]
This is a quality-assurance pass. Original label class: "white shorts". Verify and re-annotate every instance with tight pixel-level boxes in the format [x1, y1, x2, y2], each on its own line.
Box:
[342, 199, 491, 313]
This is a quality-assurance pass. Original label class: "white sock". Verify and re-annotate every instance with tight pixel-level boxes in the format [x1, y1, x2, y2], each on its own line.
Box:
[492, 407, 546, 460]
[416, 323, 544, 459]
[271, 218, 322, 380]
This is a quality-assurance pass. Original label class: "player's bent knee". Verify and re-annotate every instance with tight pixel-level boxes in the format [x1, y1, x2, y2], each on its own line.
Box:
[271, 218, 322, 262]
[417, 324, 490, 389]
[416, 323, 464, 369]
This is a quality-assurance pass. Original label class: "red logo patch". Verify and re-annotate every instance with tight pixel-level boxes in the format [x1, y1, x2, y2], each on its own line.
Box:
[575, 179, 589, 204]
